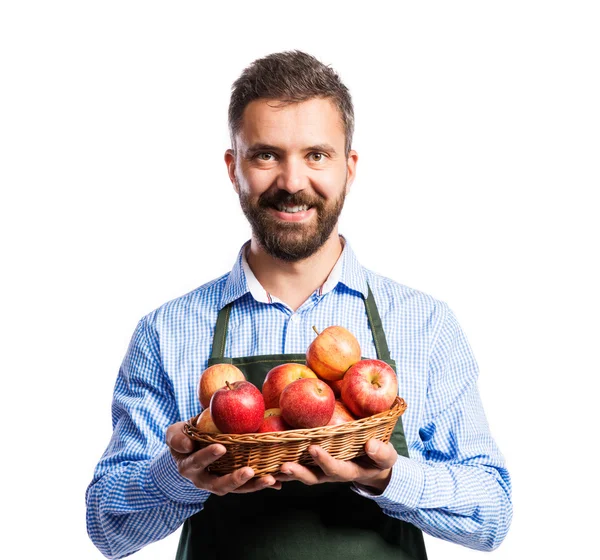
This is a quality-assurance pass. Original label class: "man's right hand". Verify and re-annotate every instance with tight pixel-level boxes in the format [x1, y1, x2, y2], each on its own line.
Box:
[166, 422, 282, 495]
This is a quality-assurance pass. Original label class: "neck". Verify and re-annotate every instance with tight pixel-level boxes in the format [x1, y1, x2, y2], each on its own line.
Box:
[246, 230, 344, 312]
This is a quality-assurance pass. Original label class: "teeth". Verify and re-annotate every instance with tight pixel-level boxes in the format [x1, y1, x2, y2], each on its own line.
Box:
[276, 204, 309, 213]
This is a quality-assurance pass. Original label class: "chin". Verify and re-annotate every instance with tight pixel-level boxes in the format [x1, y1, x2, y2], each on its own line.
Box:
[259, 232, 326, 262]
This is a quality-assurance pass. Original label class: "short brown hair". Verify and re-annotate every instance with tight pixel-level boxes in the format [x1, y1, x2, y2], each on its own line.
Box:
[228, 50, 354, 156]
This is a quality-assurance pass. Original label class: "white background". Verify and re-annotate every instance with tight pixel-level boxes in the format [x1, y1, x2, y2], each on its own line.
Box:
[1, 1, 599, 558]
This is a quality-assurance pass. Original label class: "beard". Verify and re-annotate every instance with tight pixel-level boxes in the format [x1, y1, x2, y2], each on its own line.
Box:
[238, 182, 347, 262]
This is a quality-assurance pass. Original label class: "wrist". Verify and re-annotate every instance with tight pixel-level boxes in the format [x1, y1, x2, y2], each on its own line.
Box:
[353, 456, 425, 511]
[356, 467, 392, 495]
[150, 447, 211, 504]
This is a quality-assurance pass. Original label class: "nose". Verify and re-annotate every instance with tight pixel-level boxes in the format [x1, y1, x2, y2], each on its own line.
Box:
[275, 157, 307, 193]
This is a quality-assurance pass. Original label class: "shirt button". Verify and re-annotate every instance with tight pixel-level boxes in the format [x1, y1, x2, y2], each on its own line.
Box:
[290, 314, 300, 322]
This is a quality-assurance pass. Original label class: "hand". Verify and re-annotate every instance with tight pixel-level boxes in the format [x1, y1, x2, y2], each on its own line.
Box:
[274, 439, 397, 494]
[166, 422, 282, 495]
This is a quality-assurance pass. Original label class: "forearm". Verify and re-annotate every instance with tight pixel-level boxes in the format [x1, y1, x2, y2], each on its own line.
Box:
[86, 448, 210, 559]
[354, 369, 512, 550]
[369, 456, 512, 551]
[380, 302, 513, 551]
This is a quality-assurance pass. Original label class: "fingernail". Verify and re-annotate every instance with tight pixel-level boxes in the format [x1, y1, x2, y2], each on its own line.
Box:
[212, 447, 224, 456]
[309, 447, 318, 457]
[242, 469, 253, 479]
[281, 468, 291, 475]
[367, 441, 379, 454]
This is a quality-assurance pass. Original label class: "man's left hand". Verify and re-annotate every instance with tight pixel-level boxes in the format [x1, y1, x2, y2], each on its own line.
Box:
[274, 439, 397, 494]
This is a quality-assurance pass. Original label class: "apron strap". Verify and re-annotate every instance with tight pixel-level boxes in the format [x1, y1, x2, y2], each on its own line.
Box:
[210, 283, 392, 362]
[363, 284, 392, 362]
[210, 303, 231, 360]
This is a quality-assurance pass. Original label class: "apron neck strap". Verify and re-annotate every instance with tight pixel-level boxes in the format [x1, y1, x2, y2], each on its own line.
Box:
[363, 284, 391, 362]
[210, 283, 391, 362]
[210, 303, 231, 360]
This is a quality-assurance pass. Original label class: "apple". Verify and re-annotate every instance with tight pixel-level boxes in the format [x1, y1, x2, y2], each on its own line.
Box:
[262, 363, 318, 409]
[326, 400, 356, 426]
[195, 408, 221, 434]
[325, 378, 344, 398]
[341, 359, 398, 418]
[199, 364, 245, 408]
[279, 378, 335, 429]
[258, 408, 291, 433]
[210, 380, 265, 434]
[306, 326, 361, 381]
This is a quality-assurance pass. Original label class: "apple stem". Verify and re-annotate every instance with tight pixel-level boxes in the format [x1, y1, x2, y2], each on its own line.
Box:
[312, 326, 320, 336]
[225, 381, 233, 390]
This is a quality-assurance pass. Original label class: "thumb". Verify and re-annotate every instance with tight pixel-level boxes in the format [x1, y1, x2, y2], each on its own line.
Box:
[166, 421, 195, 455]
[365, 439, 397, 469]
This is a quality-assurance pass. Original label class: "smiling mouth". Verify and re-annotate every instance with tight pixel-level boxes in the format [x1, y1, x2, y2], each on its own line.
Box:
[273, 203, 312, 214]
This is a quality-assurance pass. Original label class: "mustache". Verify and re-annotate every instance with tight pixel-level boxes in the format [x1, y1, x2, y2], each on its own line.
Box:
[258, 190, 324, 209]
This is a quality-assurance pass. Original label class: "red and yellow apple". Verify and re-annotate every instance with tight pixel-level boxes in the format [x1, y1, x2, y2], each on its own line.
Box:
[306, 326, 361, 381]
[210, 380, 265, 434]
[325, 378, 344, 398]
[195, 408, 221, 434]
[279, 378, 335, 429]
[262, 363, 317, 408]
[199, 364, 245, 408]
[326, 400, 356, 425]
[258, 408, 291, 433]
[341, 359, 398, 418]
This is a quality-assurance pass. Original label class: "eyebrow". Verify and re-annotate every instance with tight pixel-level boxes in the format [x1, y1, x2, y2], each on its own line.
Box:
[308, 144, 338, 156]
[244, 143, 279, 156]
[244, 143, 338, 157]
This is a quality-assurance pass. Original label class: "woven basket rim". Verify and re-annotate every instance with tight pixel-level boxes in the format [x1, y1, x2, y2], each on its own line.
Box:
[184, 396, 406, 444]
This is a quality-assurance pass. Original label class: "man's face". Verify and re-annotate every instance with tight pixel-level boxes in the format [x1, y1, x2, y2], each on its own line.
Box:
[225, 97, 357, 262]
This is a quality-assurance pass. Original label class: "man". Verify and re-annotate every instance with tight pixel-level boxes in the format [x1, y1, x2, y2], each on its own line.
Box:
[86, 51, 512, 559]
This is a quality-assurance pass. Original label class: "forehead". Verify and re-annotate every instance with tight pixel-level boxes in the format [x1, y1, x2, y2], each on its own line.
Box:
[236, 97, 345, 150]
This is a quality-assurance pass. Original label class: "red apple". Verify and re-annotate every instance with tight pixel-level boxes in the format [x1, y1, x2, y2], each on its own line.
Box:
[306, 326, 361, 381]
[326, 400, 357, 426]
[198, 364, 245, 408]
[258, 408, 291, 433]
[210, 380, 265, 434]
[262, 363, 318, 408]
[341, 359, 398, 418]
[280, 378, 335, 429]
[325, 378, 344, 398]
[195, 408, 221, 434]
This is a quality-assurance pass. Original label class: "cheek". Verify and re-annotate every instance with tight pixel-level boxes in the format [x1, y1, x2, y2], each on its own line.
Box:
[241, 168, 275, 196]
[313, 169, 347, 197]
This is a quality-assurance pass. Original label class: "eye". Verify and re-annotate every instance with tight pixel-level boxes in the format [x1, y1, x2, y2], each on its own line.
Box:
[308, 152, 326, 162]
[255, 152, 276, 161]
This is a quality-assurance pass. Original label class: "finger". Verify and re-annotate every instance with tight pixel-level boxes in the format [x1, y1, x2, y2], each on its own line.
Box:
[273, 472, 294, 482]
[166, 422, 196, 454]
[180, 444, 227, 473]
[278, 461, 324, 485]
[209, 467, 256, 495]
[308, 446, 360, 480]
[230, 474, 281, 494]
[364, 440, 397, 469]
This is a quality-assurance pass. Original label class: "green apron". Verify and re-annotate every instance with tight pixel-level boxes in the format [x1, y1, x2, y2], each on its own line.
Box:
[176, 286, 427, 559]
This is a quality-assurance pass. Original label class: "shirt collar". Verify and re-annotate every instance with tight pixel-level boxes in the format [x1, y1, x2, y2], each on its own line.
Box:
[218, 236, 369, 309]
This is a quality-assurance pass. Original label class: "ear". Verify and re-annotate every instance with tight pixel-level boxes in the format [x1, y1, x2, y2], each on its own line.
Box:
[344, 150, 358, 195]
[224, 149, 239, 194]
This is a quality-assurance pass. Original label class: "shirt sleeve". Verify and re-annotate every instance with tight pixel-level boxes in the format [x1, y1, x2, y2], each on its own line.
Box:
[85, 316, 210, 560]
[353, 304, 513, 551]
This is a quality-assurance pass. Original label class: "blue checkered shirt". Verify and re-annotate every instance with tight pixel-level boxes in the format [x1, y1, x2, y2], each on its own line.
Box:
[86, 238, 512, 559]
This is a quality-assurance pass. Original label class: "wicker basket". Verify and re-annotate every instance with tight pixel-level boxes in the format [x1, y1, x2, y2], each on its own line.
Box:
[183, 396, 407, 477]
